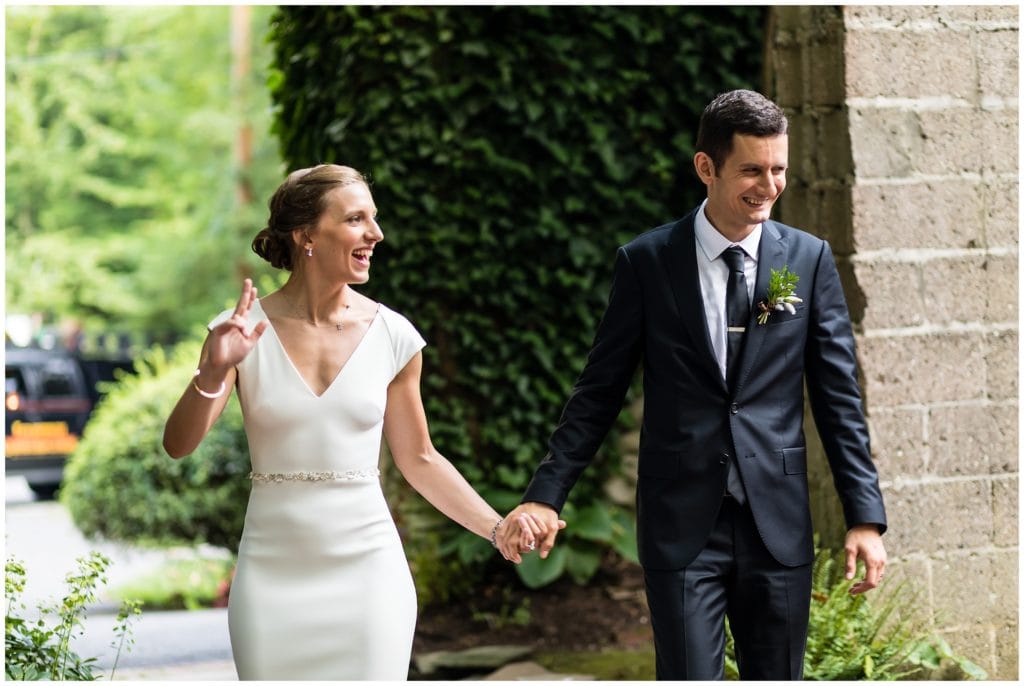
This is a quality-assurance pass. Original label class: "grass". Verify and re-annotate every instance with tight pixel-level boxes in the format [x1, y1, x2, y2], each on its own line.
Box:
[111, 557, 234, 611]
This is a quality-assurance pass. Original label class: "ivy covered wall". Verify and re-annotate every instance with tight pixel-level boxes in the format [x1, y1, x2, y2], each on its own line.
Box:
[267, 5, 767, 587]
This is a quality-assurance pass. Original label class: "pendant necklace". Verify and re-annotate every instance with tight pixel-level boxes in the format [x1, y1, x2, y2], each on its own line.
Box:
[283, 291, 350, 332]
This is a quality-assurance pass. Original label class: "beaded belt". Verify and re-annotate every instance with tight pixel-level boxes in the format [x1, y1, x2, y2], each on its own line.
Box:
[248, 469, 381, 483]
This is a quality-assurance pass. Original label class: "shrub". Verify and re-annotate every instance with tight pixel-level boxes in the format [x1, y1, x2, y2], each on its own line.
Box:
[267, 4, 767, 589]
[5, 553, 140, 681]
[111, 556, 235, 612]
[61, 339, 251, 553]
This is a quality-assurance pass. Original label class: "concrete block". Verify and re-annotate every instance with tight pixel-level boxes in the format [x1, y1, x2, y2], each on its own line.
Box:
[920, 254, 989, 325]
[851, 180, 985, 252]
[992, 477, 1018, 547]
[772, 6, 812, 35]
[807, 40, 845, 106]
[816, 109, 854, 180]
[976, 107, 1019, 175]
[982, 254, 1018, 323]
[972, 5, 1021, 23]
[845, 29, 974, 99]
[771, 44, 805, 108]
[786, 111, 816, 179]
[776, 181, 816, 233]
[915, 108, 1017, 176]
[915, 109, 986, 176]
[939, 626, 997, 679]
[931, 552, 1009, 626]
[985, 330, 1018, 401]
[882, 479, 992, 555]
[982, 178, 1019, 248]
[805, 5, 843, 43]
[815, 186, 854, 256]
[867, 407, 927, 479]
[929, 404, 1017, 476]
[989, 549, 1019, 624]
[844, 6, 976, 26]
[856, 260, 924, 329]
[993, 621, 1019, 680]
[859, 332, 987, 406]
[975, 28, 1019, 98]
[849, 107, 921, 178]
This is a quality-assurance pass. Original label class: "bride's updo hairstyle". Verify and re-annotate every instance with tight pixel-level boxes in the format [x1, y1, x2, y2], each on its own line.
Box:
[251, 164, 368, 270]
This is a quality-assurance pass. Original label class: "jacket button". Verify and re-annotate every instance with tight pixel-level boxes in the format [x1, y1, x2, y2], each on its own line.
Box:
[720, 451, 731, 464]
[730, 403, 739, 414]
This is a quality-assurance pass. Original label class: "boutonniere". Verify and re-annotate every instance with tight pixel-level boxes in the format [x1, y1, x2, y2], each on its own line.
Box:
[756, 266, 802, 324]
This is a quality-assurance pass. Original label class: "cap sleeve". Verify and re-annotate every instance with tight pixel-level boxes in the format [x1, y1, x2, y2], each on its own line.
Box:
[379, 306, 427, 378]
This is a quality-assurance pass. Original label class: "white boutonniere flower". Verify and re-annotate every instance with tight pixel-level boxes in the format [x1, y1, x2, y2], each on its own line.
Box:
[756, 266, 802, 325]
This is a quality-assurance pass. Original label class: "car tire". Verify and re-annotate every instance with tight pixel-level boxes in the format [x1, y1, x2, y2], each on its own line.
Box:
[27, 481, 60, 500]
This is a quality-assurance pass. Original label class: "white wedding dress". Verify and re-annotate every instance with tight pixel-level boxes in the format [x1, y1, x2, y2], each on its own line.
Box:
[209, 299, 425, 680]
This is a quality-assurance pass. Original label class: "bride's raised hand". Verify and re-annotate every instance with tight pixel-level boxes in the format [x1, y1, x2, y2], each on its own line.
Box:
[203, 279, 269, 373]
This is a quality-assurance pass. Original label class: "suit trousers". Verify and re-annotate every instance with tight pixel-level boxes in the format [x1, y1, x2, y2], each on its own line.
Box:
[642, 496, 812, 680]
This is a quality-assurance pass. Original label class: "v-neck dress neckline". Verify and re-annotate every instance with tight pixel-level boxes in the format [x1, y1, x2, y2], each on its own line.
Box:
[254, 298, 381, 399]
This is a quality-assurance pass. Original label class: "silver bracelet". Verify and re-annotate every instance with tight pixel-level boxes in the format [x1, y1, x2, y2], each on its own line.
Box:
[489, 518, 503, 548]
[192, 369, 226, 399]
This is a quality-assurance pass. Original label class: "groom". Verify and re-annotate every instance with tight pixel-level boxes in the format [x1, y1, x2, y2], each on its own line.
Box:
[499, 90, 887, 680]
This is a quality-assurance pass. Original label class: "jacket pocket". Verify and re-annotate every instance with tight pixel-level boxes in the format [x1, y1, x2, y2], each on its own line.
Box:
[781, 447, 807, 475]
[637, 451, 679, 480]
[766, 307, 806, 325]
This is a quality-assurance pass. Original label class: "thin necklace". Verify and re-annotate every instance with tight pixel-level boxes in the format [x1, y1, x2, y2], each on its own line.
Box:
[282, 291, 351, 332]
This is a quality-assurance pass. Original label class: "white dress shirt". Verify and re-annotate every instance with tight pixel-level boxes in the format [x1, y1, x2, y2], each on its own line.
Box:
[693, 199, 761, 382]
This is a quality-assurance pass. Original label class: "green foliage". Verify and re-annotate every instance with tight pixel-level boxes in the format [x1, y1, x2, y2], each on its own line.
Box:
[5, 6, 283, 342]
[5, 553, 140, 681]
[537, 647, 655, 681]
[471, 588, 532, 630]
[268, 4, 766, 589]
[60, 338, 251, 553]
[722, 547, 987, 680]
[111, 557, 234, 611]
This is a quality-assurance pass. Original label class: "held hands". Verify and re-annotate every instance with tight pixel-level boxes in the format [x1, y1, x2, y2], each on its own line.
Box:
[497, 502, 566, 564]
[200, 279, 269, 379]
[844, 524, 887, 595]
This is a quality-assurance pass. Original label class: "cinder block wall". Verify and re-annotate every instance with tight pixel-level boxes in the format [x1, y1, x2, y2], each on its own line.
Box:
[767, 5, 1018, 679]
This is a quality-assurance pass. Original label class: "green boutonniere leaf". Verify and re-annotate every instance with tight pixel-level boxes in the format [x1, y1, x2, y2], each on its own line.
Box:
[757, 266, 801, 325]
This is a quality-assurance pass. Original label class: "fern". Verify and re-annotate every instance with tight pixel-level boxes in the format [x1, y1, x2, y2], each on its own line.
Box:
[723, 547, 987, 680]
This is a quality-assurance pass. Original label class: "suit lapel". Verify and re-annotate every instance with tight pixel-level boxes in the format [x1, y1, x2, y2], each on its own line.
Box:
[662, 212, 726, 392]
[733, 221, 786, 395]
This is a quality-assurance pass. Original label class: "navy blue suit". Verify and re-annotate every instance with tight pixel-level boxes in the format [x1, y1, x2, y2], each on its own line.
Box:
[523, 207, 887, 678]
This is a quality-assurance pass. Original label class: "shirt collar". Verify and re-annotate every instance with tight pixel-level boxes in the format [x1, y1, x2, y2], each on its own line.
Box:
[694, 198, 762, 263]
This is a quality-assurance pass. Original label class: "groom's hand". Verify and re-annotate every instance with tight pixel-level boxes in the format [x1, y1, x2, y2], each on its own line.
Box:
[844, 524, 887, 595]
[498, 502, 565, 563]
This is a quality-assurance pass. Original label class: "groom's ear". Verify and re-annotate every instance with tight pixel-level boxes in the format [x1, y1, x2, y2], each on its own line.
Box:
[694, 151, 716, 185]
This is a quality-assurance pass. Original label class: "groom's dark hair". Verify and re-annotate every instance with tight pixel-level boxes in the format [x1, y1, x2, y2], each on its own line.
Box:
[695, 90, 788, 172]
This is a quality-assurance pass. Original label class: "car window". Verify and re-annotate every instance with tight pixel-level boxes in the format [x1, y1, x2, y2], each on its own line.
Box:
[40, 368, 76, 397]
[6, 370, 25, 395]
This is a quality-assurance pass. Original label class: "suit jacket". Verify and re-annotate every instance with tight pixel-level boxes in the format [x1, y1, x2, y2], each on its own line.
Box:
[522, 207, 887, 570]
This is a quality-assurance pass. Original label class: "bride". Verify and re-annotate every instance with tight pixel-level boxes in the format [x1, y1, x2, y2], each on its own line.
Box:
[163, 164, 556, 680]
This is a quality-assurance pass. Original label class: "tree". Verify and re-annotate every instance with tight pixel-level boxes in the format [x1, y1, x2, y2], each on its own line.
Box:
[5, 5, 283, 343]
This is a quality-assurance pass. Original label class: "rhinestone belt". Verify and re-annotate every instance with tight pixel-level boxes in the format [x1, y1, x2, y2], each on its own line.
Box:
[248, 468, 381, 483]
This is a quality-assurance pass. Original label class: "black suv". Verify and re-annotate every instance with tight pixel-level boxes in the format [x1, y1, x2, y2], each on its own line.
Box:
[5, 346, 130, 498]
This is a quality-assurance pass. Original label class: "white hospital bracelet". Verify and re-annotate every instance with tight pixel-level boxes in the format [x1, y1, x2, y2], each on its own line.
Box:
[192, 369, 226, 399]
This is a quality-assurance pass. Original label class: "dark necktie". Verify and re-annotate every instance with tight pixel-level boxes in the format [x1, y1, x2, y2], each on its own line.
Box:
[722, 246, 750, 390]
[721, 246, 749, 504]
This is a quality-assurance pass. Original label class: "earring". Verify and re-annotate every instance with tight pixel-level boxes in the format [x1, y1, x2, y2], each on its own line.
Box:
[306, 247, 313, 257]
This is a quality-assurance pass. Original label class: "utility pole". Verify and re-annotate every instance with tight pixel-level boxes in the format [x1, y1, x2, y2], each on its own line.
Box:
[230, 5, 253, 207]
